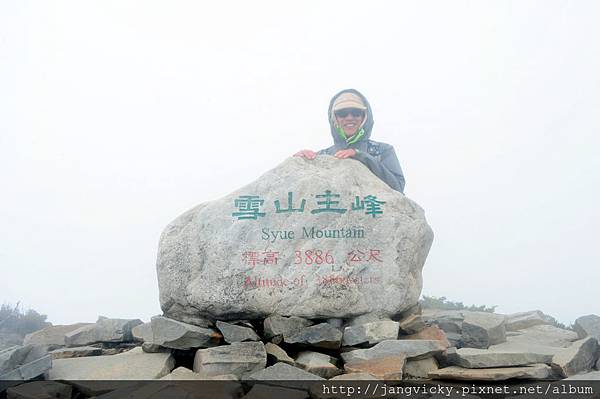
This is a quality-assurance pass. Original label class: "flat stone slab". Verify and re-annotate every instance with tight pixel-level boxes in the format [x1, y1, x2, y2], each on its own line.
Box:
[49, 346, 103, 359]
[399, 326, 451, 349]
[264, 315, 312, 344]
[574, 314, 600, 341]
[285, 323, 342, 349]
[193, 341, 266, 378]
[330, 373, 379, 380]
[131, 322, 153, 342]
[295, 351, 342, 378]
[265, 342, 294, 365]
[342, 321, 399, 347]
[341, 339, 446, 363]
[505, 310, 550, 331]
[429, 364, 554, 381]
[565, 370, 600, 380]
[404, 357, 439, 380]
[450, 347, 553, 368]
[157, 156, 434, 320]
[48, 347, 174, 379]
[23, 323, 91, 347]
[461, 311, 506, 349]
[344, 355, 405, 380]
[246, 362, 325, 381]
[65, 317, 143, 346]
[551, 336, 599, 378]
[216, 321, 260, 343]
[151, 316, 221, 350]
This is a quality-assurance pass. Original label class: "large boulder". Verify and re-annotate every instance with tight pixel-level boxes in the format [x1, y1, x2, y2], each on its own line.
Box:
[157, 156, 433, 322]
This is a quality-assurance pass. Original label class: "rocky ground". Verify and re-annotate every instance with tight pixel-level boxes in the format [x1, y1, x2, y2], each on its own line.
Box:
[1, 309, 599, 398]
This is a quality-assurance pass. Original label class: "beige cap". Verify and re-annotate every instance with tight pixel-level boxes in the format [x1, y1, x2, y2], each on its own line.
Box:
[332, 92, 367, 111]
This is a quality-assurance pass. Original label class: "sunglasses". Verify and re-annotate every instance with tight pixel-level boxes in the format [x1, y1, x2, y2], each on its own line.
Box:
[334, 108, 365, 118]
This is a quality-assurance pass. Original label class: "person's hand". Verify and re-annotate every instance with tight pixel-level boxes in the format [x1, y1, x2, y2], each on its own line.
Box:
[334, 149, 357, 159]
[294, 149, 317, 160]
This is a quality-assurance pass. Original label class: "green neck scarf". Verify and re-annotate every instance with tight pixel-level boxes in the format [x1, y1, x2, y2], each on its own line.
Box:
[336, 126, 365, 146]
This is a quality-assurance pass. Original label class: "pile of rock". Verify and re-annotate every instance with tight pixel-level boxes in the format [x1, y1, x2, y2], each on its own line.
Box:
[3, 309, 600, 398]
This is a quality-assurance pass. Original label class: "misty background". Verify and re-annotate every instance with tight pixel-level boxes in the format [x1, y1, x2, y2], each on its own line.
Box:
[1, 1, 598, 326]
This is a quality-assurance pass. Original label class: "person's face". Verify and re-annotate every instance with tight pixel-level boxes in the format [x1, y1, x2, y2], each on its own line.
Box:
[335, 108, 365, 137]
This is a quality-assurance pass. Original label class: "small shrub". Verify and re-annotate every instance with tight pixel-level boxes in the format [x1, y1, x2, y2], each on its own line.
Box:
[0, 302, 51, 336]
[420, 295, 497, 313]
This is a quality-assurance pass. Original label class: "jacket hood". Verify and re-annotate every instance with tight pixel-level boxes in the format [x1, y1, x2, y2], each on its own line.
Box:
[328, 88, 374, 147]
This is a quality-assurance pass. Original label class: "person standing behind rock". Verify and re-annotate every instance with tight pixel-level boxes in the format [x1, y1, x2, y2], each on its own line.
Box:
[294, 88, 406, 193]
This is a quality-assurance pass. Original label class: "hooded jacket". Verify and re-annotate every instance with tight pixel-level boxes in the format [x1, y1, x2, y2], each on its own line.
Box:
[318, 89, 406, 193]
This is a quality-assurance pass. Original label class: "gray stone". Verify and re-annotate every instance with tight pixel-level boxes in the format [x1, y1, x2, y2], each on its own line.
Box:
[342, 320, 399, 347]
[23, 323, 91, 348]
[565, 370, 600, 380]
[0, 345, 51, 381]
[131, 322, 153, 342]
[264, 315, 312, 344]
[216, 321, 260, 343]
[505, 310, 550, 331]
[403, 357, 439, 379]
[244, 384, 310, 399]
[489, 324, 579, 358]
[64, 317, 143, 346]
[157, 156, 434, 321]
[246, 362, 325, 381]
[597, 356, 600, 370]
[450, 347, 553, 368]
[141, 342, 170, 353]
[421, 309, 464, 331]
[347, 312, 391, 327]
[285, 323, 342, 349]
[429, 364, 554, 381]
[193, 341, 266, 378]
[50, 346, 103, 359]
[341, 339, 446, 363]
[330, 373, 379, 380]
[265, 342, 294, 365]
[551, 336, 599, 378]
[295, 351, 342, 378]
[6, 381, 72, 399]
[1, 355, 52, 381]
[48, 346, 174, 379]
[461, 312, 506, 349]
[159, 366, 203, 380]
[151, 315, 221, 350]
[398, 314, 425, 335]
[574, 314, 600, 341]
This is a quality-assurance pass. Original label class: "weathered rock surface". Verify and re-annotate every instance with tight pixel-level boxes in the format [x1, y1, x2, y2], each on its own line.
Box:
[6, 381, 72, 399]
[285, 323, 342, 349]
[399, 326, 451, 349]
[421, 309, 463, 346]
[246, 362, 325, 381]
[330, 372, 379, 380]
[0, 345, 52, 381]
[157, 156, 434, 321]
[65, 317, 143, 346]
[574, 314, 600, 341]
[344, 355, 405, 380]
[48, 347, 174, 379]
[341, 339, 446, 363]
[398, 314, 425, 335]
[264, 315, 312, 344]
[551, 336, 599, 378]
[461, 312, 506, 349]
[193, 341, 266, 378]
[49, 345, 103, 359]
[216, 321, 260, 343]
[565, 370, 600, 380]
[151, 316, 221, 350]
[403, 357, 439, 379]
[131, 322, 153, 342]
[265, 342, 294, 365]
[23, 323, 91, 348]
[342, 320, 399, 347]
[429, 364, 554, 381]
[449, 347, 552, 368]
[505, 310, 550, 331]
[295, 351, 342, 378]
